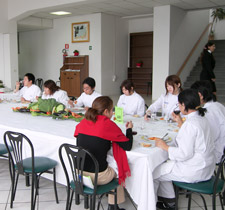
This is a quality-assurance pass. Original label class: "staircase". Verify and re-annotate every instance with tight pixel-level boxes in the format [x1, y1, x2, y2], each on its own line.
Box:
[183, 40, 225, 102]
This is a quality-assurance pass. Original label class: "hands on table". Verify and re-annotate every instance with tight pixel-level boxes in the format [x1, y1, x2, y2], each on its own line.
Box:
[126, 121, 133, 129]
[155, 138, 169, 152]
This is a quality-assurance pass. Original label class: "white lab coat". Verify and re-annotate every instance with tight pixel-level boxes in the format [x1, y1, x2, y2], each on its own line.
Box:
[42, 89, 70, 107]
[117, 91, 145, 116]
[14, 84, 41, 102]
[76, 91, 101, 107]
[154, 111, 215, 199]
[147, 93, 178, 119]
[204, 100, 225, 163]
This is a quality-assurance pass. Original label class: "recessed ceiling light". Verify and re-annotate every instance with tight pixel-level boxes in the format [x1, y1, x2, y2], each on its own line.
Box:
[50, 11, 72, 16]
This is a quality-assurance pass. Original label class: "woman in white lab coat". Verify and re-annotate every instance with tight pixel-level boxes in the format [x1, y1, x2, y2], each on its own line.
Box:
[145, 75, 182, 120]
[75, 77, 101, 110]
[191, 80, 225, 163]
[154, 89, 215, 210]
[42, 80, 73, 107]
[117, 80, 145, 117]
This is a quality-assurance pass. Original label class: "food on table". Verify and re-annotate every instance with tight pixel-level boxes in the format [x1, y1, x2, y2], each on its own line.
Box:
[140, 142, 152, 147]
[148, 137, 158, 140]
[174, 129, 179, 132]
[133, 114, 139, 117]
[159, 117, 164, 120]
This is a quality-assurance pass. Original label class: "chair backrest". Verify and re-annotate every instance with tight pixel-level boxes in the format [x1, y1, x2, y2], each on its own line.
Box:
[213, 153, 225, 194]
[35, 78, 44, 91]
[4, 131, 34, 175]
[59, 143, 99, 195]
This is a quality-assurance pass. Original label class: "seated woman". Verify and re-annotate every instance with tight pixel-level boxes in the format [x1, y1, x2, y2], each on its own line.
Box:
[191, 80, 225, 163]
[41, 80, 73, 107]
[145, 75, 182, 120]
[75, 77, 101, 110]
[14, 73, 41, 102]
[117, 80, 145, 117]
[74, 96, 133, 210]
[153, 89, 215, 210]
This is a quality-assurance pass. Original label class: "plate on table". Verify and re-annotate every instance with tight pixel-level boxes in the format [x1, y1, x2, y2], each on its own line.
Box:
[70, 107, 85, 113]
[139, 142, 154, 148]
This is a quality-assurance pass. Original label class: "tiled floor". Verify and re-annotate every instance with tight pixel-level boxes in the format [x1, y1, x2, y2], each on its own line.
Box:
[0, 157, 224, 210]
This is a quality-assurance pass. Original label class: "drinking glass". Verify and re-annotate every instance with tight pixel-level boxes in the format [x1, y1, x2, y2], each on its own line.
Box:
[173, 104, 181, 115]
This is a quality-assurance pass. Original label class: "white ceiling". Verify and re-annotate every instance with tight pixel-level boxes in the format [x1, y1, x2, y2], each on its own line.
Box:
[31, 0, 225, 19]
[17, 0, 225, 31]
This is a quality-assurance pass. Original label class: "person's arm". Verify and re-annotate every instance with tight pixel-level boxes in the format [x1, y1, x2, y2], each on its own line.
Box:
[75, 94, 84, 107]
[137, 98, 145, 117]
[14, 81, 20, 93]
[203, 53, 216, 79]
[116, 121, 133, 151]
[147, 94, 164, 113]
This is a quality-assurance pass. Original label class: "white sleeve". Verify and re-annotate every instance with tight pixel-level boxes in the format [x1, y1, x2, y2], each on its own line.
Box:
[117, 95, 123, 107]
[76, 93, 84, 107]
[57, 91, 70, 106]
[147, 95, 164, 113]
[137, 98, 145, 117]
[168, 122, 196, 161]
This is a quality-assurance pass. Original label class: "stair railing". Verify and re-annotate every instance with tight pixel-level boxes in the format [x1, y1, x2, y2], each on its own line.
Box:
[176, 23, 212, 77]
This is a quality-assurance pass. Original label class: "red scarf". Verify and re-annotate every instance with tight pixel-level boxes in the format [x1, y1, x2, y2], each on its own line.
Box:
[74, 115, 131, 185]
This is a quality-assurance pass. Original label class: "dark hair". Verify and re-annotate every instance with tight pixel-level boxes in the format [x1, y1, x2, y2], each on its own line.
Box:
[82, 77, 96, 89]
[120, 79, 134, 93]
[85, 96, 113, 122]
[191, 80, 214, 102]
[44, 80, 60, 95]
[205, 41, 215, 49]
[201, 41, 215, 63]
[178, 89, 206, 117]
[24, 73, 35, 84]
[165, 75, 182, 94]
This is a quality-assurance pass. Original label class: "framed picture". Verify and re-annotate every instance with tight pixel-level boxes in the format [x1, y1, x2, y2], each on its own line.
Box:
[71, 22, 90, 43]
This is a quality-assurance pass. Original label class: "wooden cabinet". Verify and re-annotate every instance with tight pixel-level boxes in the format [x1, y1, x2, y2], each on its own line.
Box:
[60, 56, 89, 97]
[128, 32, 153, 95]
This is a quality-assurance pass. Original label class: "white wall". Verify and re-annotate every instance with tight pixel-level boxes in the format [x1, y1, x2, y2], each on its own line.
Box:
[19, 13, 102, 92]
[128, 17, 153, 33]
[169, 8, 209, 84]
[152, 5, 209, 100]
[101, 14, 128, 95]
[152, 6, 170, 100]
[0, 0, 18, 89]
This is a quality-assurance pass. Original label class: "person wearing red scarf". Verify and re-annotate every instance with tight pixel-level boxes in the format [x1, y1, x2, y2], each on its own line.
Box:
[74, 96, 133, 210]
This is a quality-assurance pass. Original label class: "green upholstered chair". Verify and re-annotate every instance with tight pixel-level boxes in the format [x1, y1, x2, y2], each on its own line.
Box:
[4, 131, 59, 210]
[0, 143, 9, 157]
[173, 154, 225, 210]
[59, 143, 119, 210]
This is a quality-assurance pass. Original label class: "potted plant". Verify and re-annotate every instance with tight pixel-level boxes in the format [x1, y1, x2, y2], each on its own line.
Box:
[73, 50, 79, 56]
[209, 8, 225, 40]
[136, 60, 143, 68]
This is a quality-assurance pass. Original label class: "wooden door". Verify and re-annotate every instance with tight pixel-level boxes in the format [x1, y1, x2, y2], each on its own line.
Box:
[128, 32, 153, 95]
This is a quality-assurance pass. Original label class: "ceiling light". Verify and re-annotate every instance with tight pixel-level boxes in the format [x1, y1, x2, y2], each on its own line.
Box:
[50, 11, 72, 16]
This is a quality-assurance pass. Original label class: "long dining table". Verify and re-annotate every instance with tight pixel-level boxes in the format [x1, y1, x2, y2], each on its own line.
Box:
[0, 101, 178, 210]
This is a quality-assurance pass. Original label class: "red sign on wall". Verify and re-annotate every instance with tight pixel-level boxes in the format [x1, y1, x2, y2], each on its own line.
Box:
[65, 44, 69, 49]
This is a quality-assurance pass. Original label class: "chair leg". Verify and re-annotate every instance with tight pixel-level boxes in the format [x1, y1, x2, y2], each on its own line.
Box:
[69, 190, 74, 210]
[31, 173, 35, 210]
[97, 194, 105, 210]
[10, 172, 19, 208]
[53, 168, 59, 203]
[25, 173, 30, 186]
[75, 193, 80, 205]
[174, 186, 179, 210]
[84, 195, 89, 209]
[219, 193, 224, 210]
[187, 193, 192, 210]
[199, 194, 207, 210]
[114, 188, 117, 210]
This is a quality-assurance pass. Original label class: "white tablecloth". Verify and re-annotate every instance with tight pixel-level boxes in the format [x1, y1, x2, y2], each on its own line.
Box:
[0, 102, 178, 210]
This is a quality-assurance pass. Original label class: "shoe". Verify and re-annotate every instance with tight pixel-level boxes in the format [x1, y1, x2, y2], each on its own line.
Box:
[156, 201, 175, 210]
[107, 204, 126, 210]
